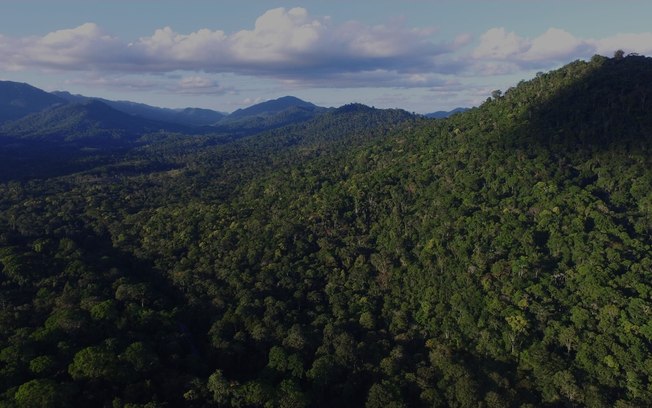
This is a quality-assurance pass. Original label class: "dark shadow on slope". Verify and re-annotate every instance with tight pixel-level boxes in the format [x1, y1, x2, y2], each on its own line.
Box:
[0, 137, 123, 182]
[504, 54, 652, 153]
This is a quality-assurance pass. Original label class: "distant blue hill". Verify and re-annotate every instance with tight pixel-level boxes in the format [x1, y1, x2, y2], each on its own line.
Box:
[52, 91, 226, 127]
[213, 96, 330, 133]
[224, 96, 321, 121]
[0, 81, 67, 123]
[424, 107, 469, 119]
[1, 100, 190, 145]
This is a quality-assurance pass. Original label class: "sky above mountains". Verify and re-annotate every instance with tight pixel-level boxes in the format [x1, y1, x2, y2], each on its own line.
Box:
[1, 0, 650, 113]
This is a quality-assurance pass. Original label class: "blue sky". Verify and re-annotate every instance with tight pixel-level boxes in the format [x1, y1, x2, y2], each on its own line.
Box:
[1, 0, 651, 113]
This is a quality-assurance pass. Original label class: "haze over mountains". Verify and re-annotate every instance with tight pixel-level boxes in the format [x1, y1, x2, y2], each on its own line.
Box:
[2, 54, 652, 407]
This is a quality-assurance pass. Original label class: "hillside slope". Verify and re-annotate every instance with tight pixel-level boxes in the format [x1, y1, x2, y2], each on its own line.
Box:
[215, 96, 329, 134]
[0, 81, 66, 123]
[225, 96, 320, 120]
[0, 100, 189, 145]
[53, 91, 226, 126]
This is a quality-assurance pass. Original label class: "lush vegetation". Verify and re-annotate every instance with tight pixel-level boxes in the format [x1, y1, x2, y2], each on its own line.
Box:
[1, 54, 652, 407]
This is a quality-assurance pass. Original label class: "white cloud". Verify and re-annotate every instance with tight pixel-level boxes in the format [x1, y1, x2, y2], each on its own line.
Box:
[0, 7, 458, 88]
[591, 32, 652, 56]
[469, 27, 628, 74]
[141, 27, 227, 58]
[473, 28, 528, 59]
[523, 28, 589, 61]
[9, 23, 124, 69]
[3, 7, 652, 93]
[228, 7, 322, 62]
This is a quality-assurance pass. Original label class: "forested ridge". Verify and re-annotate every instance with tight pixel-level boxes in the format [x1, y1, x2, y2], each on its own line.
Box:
[1, 54, 652, 407]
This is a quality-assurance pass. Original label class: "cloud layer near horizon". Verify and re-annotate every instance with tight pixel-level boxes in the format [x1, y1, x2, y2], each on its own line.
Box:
[472, 27, 652, 74]
[2, 7, 652, 90]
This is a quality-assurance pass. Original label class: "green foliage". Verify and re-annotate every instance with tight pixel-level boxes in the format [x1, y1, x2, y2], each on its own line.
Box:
[14, 379, 70, 408]
[366, 381, 405, 408]
[28, 355, 56, 375]
[68, 346, 125, 382]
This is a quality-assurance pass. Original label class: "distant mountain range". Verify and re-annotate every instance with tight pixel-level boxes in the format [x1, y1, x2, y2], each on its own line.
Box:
[424, 107, 469, 119]
[0, 80, 462, 148]
[52, 91, 226, 127]
[1, 99, 193, 145]
[0, 81, 66, 122]
[0, 81, 335, 146]
[51, 90, 328, 130]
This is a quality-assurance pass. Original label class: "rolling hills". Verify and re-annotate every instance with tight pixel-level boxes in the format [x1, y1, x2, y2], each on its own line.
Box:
[53, 91, 227, 127]
[0, 99, 192, 144]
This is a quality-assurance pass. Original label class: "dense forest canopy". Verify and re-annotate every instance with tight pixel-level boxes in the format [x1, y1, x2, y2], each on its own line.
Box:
[1, 53, 652, 407]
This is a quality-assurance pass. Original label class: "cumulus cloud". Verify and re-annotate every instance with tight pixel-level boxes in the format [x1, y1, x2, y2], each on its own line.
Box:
[6, 23, 125, 70]
[592, 33, 652, 56]
[471, 27, 588, 71]
[473, 28, 529, 60]
[523, 28, 590, 61]
[470, 27, 652, 74]
[228, 7, 322, 63]
[0, 7, 456, 86]
[3, 7, 652, 91]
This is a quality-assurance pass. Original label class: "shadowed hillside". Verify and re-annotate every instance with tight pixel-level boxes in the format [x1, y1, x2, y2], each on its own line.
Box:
[53, 91, 226, 126]
[1, 100, 190, 145]
[0, 81, 66, 123]
[491, 54, 652, 149]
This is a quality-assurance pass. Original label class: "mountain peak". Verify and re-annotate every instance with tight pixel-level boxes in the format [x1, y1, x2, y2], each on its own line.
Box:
[1, 100, 188, 145]
[272, 95, 314, 104]
[0, 80, 66, 123]
[227, 96, 318, 120]
[52, 91, 225, 126]
[333, 103, 375, 114]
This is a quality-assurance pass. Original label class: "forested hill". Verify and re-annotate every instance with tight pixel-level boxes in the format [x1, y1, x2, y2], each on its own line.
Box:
[225, 96, 320, 120]
[0, 100, 192, 145]
[52, 91, 226, 127]
[0, 81, 66, 123]
[213, 96, 330, 134]
[1, 54, 652, 407]
[484, 53, 652, 147]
